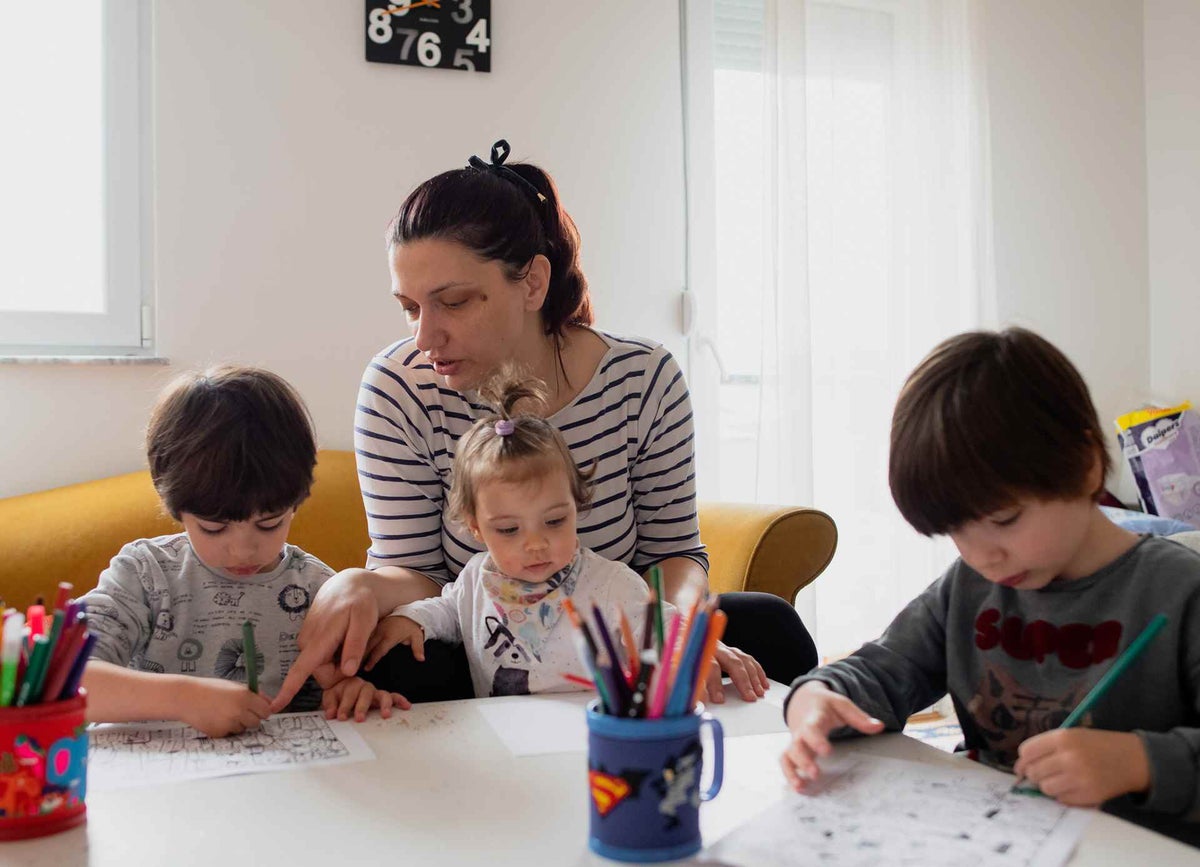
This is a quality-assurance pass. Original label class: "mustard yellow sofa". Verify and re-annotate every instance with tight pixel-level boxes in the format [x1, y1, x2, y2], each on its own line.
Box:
[1, 450, 837, 611]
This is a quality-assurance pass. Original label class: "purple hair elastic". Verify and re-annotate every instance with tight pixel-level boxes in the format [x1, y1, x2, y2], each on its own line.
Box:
[495, 419, 515, 436]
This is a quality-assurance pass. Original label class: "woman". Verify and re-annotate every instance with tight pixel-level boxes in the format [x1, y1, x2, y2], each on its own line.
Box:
[272, 141, 816, 710]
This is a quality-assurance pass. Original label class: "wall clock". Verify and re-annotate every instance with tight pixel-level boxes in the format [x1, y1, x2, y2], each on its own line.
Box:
[365, 0, 491, 72]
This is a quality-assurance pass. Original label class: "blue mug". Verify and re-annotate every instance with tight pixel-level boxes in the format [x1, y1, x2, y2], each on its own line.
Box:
[585, 700, 724, 863]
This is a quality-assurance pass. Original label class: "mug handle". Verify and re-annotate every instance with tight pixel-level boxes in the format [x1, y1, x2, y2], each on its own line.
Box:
[699, 714, 724, 801]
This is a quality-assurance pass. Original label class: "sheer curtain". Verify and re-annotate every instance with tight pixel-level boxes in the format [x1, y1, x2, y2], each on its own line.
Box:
[684, 0, 994, 656]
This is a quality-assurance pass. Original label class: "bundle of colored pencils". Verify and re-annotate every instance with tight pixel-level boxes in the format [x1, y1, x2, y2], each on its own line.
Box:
[563, 566, 727, 718]
[0, 582, 95, 708]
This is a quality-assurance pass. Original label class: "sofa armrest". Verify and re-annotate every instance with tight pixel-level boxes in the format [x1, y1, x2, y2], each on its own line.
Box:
[0, 471, 175, 611]
[698, 502, 837, 602]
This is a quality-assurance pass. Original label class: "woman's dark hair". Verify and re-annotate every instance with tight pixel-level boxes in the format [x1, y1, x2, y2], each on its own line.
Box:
[386, 142, 592, 340]
[146, 365, 318, 522]
[890, 327, 1111, 536]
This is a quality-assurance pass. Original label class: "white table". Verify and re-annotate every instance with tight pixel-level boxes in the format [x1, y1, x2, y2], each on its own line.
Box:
[6, 682, 1197, 866]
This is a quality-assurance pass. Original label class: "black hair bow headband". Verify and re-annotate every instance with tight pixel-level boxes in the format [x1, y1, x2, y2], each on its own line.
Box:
[468, 139, 548, 205]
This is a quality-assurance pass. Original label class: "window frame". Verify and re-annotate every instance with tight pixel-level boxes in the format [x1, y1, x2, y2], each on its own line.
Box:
[0, 0, 152, 355]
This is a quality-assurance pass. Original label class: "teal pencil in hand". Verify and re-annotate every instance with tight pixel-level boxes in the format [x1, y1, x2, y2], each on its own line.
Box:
[242, 620, 259, 693]
[1012, 613, 1168, 794]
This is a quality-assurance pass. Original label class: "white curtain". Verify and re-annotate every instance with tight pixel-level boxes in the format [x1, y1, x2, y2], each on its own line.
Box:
[685, 0, 994, 657]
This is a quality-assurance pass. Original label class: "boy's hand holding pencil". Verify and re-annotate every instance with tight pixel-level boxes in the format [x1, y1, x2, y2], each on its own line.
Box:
[1012, 728, 1151, 808]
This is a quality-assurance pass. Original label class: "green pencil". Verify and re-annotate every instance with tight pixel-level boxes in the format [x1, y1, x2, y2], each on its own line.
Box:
[242, 620, 259, 693]
[649, 565, 665, 655]
[1012, 613, 1168, 794]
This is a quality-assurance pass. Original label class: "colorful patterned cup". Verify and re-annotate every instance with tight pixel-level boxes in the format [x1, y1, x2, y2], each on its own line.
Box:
[585, 700, 724, 862]
[0, 693, 88, 840]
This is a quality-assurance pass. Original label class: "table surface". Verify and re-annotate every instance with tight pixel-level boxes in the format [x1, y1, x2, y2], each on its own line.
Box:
[6, 682, 1197, 866]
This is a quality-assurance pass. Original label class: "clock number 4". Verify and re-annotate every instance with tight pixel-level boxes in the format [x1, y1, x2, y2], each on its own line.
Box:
[465, 18, 489, 53]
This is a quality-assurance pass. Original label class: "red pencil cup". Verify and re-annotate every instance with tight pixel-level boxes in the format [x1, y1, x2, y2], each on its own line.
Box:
[0, 692, 88, 841]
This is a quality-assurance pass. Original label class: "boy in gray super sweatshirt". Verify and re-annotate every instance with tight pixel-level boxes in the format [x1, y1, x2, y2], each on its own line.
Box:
[782, 328, 1200, 843]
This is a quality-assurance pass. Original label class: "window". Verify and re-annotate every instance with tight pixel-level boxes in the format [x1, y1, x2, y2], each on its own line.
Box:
[684, 0, 991, 653]
[0, 2, 150, 353]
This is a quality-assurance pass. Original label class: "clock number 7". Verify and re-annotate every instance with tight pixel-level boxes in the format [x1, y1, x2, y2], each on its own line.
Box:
[393, 29, 443, 67]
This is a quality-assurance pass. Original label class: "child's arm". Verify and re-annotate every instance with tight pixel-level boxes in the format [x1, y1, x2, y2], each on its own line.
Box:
[83, 660, 272, 738]
[362, 573, 467, 671]
[785, 574, 954, 731]
[781, 680, 885, 792]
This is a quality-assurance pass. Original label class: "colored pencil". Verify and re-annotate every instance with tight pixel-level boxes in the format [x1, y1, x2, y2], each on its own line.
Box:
[57, 633, 96, 701]
[592, 606, 632, 713]
[647, 612, 682, 719]
[1012, 613, 1168, 793]
[649, 565, 665, 654]
[15, 635, 51, 707]
[0, 612, 23, 707]
[562, 672, 595, 688]
[689, 609, 728, 710]
[618, 609, 639, 683]
[242, 620, 259, 693]
[665, 608, 709, 717]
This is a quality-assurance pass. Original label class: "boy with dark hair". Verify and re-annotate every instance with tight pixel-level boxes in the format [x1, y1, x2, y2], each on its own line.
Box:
[782, 328, 1200, 835]
[83, 366, 409, 737]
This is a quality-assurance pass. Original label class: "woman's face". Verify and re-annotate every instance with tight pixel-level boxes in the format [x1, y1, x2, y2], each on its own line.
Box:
[390, 238, 548, 391]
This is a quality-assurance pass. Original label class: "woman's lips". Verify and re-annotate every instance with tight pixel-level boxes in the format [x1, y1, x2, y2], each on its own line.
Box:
[431, 359, 461, 376]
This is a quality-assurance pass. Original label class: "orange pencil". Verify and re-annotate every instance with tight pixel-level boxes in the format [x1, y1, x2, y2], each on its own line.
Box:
[618, 610, 639, 684]
[690, 609, 728, 710]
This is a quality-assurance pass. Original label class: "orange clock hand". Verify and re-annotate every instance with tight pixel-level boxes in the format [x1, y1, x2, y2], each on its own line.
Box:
[383, 0, 441, 14]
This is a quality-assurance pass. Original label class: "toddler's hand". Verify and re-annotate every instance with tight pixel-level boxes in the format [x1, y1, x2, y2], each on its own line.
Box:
[363, 615, 426, 671]
[779, 681, 884, 792]
[1013, 728, 1150, 808]
[321, 676, 412, 722]
[180, 678, 273, 738]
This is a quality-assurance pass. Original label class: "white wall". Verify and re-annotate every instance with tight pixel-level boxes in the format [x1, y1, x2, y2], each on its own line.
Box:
[1145, 0, 1200, 403]
[0, 1, 687, 498]
[984, 0, 1150, 496]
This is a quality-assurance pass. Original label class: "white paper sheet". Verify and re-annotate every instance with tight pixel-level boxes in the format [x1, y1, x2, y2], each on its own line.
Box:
[476, 681, 791, 757]
[87, 712, 375, 791]
[704, 754, 1092, 867]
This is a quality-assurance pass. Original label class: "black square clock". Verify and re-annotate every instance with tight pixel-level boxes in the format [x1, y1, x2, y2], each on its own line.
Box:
[365, 1, 491, 72]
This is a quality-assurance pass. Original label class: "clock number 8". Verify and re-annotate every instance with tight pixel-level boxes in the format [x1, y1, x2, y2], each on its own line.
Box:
[368, 8, 392, 44]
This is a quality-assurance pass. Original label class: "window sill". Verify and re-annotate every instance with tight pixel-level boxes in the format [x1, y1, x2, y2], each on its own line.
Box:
[0, 355, 169, 366]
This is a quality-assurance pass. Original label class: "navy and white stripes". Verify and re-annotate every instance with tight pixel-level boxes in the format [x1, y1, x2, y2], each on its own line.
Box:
[353, 330, 709, 585]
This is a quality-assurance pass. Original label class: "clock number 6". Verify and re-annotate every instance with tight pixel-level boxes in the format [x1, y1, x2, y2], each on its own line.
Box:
[392, 28, 440, 66]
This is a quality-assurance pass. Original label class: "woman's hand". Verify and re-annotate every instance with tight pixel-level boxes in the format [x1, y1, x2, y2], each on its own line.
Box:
[779, 681, 884, 792]
[271, 569, 381, 712]
[698, 640, 769, 704]
[321, 677, 412, 722]
[179, 678, 273, 738]
[364, 616, 427, 671]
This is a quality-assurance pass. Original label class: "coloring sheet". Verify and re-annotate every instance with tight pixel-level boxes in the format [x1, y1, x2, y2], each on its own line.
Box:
[704, 754, 1092, 867]
[87, 712, 374, 791]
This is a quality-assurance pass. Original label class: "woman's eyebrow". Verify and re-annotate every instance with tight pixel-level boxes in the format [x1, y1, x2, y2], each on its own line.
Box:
[392, 281, 474, 299]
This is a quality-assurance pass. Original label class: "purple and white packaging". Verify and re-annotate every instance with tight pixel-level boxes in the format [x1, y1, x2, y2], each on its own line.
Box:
[1116, 402, 1200, 529]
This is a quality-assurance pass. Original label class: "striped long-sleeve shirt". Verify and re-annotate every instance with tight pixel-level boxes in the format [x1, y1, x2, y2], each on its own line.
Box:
[353, 330, 708, 585]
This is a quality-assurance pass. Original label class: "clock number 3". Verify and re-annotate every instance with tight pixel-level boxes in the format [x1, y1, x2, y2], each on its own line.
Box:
[451, 0, 473, 24]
